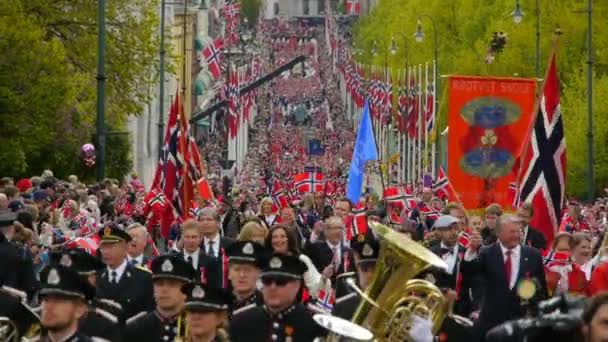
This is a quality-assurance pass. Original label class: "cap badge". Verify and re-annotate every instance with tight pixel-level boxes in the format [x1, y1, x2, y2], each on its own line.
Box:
[60, 254, 72, 267]
[103, 227, 111, 237]
[192, 285, 205, 299]
[362, 243, 373, 257]
[269, 257, 282, 269]
[47, 268, 61, 285]
[243, 242, 254, 255]
[161, 259, 174, 272]
[424, 273, 436, 284]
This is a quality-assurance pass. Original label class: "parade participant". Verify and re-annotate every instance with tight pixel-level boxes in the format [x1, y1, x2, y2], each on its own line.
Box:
[517, 202, 547, 250]
[305, 216, 355, 280]
[0, 211, 35, 296]
[198, 208, 234, 289]
[582, 293, 608, 342]
[220, 197, 241, 239]
[38, 265, 95, 342]
[280, 206, 309, 248]
[55, 248, 122, 341]
[176, 219, 219, 285]
[561, 200, 591, 233]
[314, 191, 333, 219]
[543, 237, 589, 298]
[237, 220, 267, 245]
[127, 223, 151, 268]
[96, 225, 155, 319]
[181, 282, 233, 342]
[229, 253, 326, 341]
[332, 234, 379, 320]
[442, 202, 467, 227]
[469, 215, 483, 234]
[124, 254, 197, 341]
[226, 240, 265, 317]
[257, 197, 278, 230]
[572, 232, 594, 280]
[428, 216, 466, 291]
[480, 203, 502, 246]
[462, 214, 547, 340]
[333, 198, 353, 220]
[266, 224, 328, 297]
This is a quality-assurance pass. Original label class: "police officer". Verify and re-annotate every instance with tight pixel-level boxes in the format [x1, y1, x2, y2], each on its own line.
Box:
[332, 234, 379, 320]
[226, 240, 265, 317]
[38, 265, 95, 341]
[54, 248, 123, 341]
[96, 225, 154, 320]
[230, 253, 325, 342]
[0, 211, 35, 296]
[181, 282, 233, 342]
[124, 254, 196, 341]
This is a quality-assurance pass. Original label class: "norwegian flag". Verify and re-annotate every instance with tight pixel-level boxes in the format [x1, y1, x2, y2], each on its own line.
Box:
[346, 0, 360, 15]
[516, 52, 566, 245]
[407, 69, 419, 139]
[397, 80, 408, 134]
[508, 181, 519, 209]
[345, 203, 368, 241]
[419, 205, 441, 222]
[383, 72, 393, 125]
[542, 250, 571, 267]
[458, 231, 470, 249]
[202, 38, 224, 79]
[313, 289, 336, 312]
[293, 171, 325, 193]
[271, 181, 290, 209]
[189, 201, 201, 219]
[384, 187, 408, 224]
[424, 70, 435, 133]
[432, 167, 457, 202]
[64, 236, 100, 256]
[227, 68, 240, 139]
[223, 2, 240, 20]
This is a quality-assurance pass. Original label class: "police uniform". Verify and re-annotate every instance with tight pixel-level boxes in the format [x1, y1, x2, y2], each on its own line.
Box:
[225, 241, 266, 318]
[181, 282, 233, 342]
[332, 234, 379, 320]
[38, 265, 96, 342]
[95, 226, 155, 320]
[230, 254, 326, 342]
[123, 255, 197, 342]
[0, 211, 36, 296]
[52, 248, 123, 342]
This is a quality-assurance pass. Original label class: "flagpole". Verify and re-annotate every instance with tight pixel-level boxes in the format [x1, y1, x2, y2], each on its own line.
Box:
[424, 62, 429, 175]
[431, 59, 437, 178]
[406, 66, 412, 186]
[417, 64, 423, 183]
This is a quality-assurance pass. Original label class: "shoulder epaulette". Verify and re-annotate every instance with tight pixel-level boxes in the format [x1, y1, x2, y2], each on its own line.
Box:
[126, 311, 147, 325]
[134, 265, 152, 273]
[232, 303, 257, 316]
[335, 292, 357, 304]
[96, 298, 123, 311]
[95, 307, 118, 324]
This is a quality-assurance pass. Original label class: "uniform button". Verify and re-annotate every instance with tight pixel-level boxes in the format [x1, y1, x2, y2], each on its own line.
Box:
[277, 314, 283, 320]
[163, 336, 169, 341]
[273, 322, 279, 329]
[164, 325, 170, 331]
[271, 334, 277, 340]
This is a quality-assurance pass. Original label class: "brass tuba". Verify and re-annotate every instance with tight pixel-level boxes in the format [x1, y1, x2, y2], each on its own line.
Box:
[351, 222, 450, 341]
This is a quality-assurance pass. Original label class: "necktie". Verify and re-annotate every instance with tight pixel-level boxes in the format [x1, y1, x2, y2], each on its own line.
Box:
[332, 246, 340, 271]
[111, 271, 118, 284]
[207, 241, 215, 257]
[504, 249, 512, 288]
[187, 256, 194, 268]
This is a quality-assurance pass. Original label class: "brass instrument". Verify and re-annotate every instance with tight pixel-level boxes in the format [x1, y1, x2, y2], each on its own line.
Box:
[0, 286, 41, 342]
[350, 221, 449, 341]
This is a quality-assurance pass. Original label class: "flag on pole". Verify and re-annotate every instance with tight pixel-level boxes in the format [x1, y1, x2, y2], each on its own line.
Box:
[516, 52, 566, 245]
[433, 167, 458, 202]
[347, 100, 378, 204]
[202, 38, 224, 79]
[346, 0, 361, 15]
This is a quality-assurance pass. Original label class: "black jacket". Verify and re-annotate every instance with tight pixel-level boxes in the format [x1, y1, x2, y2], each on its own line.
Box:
[96, 264, 155, 320]
[200, 236, 235, 289]
[230, 303, 325, 342]
[304, 241, 356, 276]
[123, 310, 182, 342]
[0, 233, 35, 296]
[80, 304, 122, 342]
[174, 248, 220, 286]
[523, 225, 547, 250]
[332, 292, 360, 320]
[461, 243, 548, 340]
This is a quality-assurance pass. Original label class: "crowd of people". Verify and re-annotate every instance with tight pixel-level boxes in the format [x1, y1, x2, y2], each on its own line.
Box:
[2, 17, 608, 342]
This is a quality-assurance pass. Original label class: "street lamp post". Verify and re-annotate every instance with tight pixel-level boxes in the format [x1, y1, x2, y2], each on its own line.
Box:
[415, 14, 439, 177]
[96, 0, 107, 181]
[585, 0, 594, 200]
[390, 33, 409, 184]
[158, 0, 166, 160]
[512, 0, 541, 78]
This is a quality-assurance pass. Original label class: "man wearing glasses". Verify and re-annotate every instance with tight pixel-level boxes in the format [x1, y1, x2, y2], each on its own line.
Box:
[229, 253, 325, 341]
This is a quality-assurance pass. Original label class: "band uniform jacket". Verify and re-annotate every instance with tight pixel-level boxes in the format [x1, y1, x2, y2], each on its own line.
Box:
[174, 249, 220, 286]
[461, 243, 548, 340]
[80, 302, 122, 342]
[230, 303, 326, 342]
[37, 331, 93, 342]
[332, 292, 360, 320]
[123, 310, 184, 342]
[523, 226, 547, 250]
[200, 236, 235, 289]
[229, 290, 264, 319]
[96, 264, 155, 320]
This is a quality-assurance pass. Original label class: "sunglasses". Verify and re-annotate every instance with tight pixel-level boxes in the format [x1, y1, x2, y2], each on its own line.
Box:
[261, 277, 291, 287]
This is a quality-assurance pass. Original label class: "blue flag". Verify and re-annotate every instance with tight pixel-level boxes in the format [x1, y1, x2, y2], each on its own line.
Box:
[347, 101, 378, 204]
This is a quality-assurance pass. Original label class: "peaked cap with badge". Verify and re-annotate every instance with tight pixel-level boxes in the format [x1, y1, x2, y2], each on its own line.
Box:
[51, 248, 105, 275]
[226, 240, 266, 268]
[261, 253, 307, 280]
[39, 264, 95, 300]
[182, 282, 234, 313]
[151, 255, 197, 283]
[350, 234, 380, 265]
[98, 225, 131, 244]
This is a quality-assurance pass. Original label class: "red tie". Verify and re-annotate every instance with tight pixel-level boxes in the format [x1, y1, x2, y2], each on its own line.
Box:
[504, 249, 512, 288]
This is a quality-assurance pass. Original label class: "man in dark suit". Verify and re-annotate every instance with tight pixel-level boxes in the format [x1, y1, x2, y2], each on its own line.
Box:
[198, 207, 235, 289]
[517, 203, 547, 250]
[0, 211, 36, 296]
[461, 214, 547, 341]
[175, 219, 219, 286]
[480, 204, 502, 246]
[428, 215, 466, 290]
[96, 226, 155, 320]
[126, 223, 151, 268]
[305, 216, 356, 298]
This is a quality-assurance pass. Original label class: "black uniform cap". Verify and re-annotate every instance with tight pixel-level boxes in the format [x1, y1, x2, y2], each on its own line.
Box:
[181, 282, 234, 313]
[150, 255, 197, 283]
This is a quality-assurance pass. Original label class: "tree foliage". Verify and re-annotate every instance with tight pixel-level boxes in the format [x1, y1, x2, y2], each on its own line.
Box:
[0, 0, 159, 180]
[353, 0, 608, 197]
[240, 0, 262, 27]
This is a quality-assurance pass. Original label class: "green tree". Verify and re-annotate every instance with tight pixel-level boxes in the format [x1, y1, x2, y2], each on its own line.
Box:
[240, 0, 262, 27]
[353, 0, 608, 197]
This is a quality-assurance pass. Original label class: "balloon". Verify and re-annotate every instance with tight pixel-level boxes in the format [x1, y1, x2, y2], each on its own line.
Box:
[80, 143, 96, 167]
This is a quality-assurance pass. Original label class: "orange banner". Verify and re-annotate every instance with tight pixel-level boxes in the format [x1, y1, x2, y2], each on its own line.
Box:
[447, 76, 536, 210]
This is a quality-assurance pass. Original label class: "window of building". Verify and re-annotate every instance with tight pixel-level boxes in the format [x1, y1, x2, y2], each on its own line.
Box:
[273, 2, 279, 15]
[303, 0, 310, 14]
